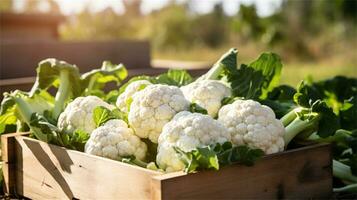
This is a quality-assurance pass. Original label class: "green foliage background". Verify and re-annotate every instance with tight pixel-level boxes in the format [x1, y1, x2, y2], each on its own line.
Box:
[1, 0, 356, 85]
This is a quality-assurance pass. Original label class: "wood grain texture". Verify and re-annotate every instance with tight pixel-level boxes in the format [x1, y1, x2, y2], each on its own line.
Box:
[152, 144, 332, 200]
[2, 133, 332, 200]
[6, 134, 162, 199]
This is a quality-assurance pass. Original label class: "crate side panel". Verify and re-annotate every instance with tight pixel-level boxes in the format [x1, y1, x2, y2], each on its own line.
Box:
[14, 136, 159, 199]
[158, 144, 332, 199]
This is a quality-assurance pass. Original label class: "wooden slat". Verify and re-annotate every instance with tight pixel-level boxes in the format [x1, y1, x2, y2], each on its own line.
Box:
[9, 135, 162, 199]
[0, 40, 151, 79]
[152, 144, 332, 199]
[3, 132, 332, 199]
[1, 132, 29, 194]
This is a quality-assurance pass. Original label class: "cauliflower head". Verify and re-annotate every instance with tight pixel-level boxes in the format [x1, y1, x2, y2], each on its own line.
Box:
[218, 99, 285, 154]
[181, 80, 231, 117]
[57, 95, 113, 134]
[128, 84, 190, 143]
[116, 80, 152, 111]
[157, 111, 230, 172]
[85, 119, 147, 160]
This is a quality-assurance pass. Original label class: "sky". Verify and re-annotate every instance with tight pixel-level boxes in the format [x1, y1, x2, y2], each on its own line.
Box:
[13, 0, 283, 17]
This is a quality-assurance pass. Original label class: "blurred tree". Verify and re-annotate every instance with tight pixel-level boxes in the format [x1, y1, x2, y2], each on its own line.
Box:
[123, 0, 141, 17]
[1, 0, 355, 63]
[146, 3, 194, 50]
[0, 0, 13, 12]
[23, 0, 39, 12]
[192, 3, 228, 47]
[237, 4, 265, 40]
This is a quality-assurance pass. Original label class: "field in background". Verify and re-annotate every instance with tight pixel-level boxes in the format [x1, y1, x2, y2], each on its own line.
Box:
[1, 0, 356, 87]
[153, 45, 357, 86]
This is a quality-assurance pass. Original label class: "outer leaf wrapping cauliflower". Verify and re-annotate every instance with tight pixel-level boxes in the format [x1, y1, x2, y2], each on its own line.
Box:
[218, 99, 285, 154]
[181, 80, 231, 117]
[57, 96, 113, 134]
[116, 80, 152, 111]
[85, 119, 147, 160]
[156, 111, 231, 172]
[128, 84, 190, 143]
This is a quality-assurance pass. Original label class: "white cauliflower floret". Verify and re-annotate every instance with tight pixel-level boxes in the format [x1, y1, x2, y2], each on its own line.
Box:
[218, 99, 285, 154]
[57, 96, 113, 134]
[181, 80, 231, 117]
[157, 111, 231, 172]
[85, 119, 147, 160]
[116, 80, 152, 111]
[128, 84, 190, 143]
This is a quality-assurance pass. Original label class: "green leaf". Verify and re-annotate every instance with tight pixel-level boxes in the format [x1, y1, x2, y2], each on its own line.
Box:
[260, 85, 297, 118]
[228, 145, 264, 166]
[81, 61, 128, 93]
[0, 92, 16, 115]
[260, 100, 296, 119]
[174, 142, 263, 173]
[340, 96, 357, 130]
[93, 106, 113, 127]
[66, 129, 90, 151]
[0, 90, 54, 135]
[155, 69, 193, 86]
[125, 97, 133, 113]
[29, 58, 82, 119]
[294, 81, 323, 108]
[174, 145, 219, 173]
[213, 142, 264, 166]
[293, 82, 341, 138]
[105, 90, 120, 104]
[266, 85, 297, 101]
[121, 156, 148, 168]
[118, 76, 154, 94]
[228, 53, 283, 99]
[142, 139, 158, 162]
[220, 96, 238, 106]
[311, 100, 340, 138]
[93, 106, 128, 127]
[0, 110, 17, 134]
[189, 103, 208, 115]
[199, 48, 238, 81]
[29, 113, 60, 143]
[111, 108, 128, 123]
[30, 58, 81, 97]
[248, 53, 283, 99]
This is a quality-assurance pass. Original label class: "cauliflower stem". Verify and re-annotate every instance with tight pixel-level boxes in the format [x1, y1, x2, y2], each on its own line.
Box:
[333, 160, 357, 192]
[121, 157, 149, 168]
[53, 70, 71, 120]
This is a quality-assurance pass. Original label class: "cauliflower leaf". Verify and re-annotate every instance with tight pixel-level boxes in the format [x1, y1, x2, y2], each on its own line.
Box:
[93, 106, 128, 127]
[174, 142, 264, 173]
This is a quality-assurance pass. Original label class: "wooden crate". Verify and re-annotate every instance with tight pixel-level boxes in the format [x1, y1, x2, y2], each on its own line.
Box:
[2, 133, 332, 199]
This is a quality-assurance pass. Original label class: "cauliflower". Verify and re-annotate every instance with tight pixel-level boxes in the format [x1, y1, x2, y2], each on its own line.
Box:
[57, 96, 113, 134]
[85, 119, 147, 160]
[218, 99, 285, 154]
[181, 80, 231, 117]
[128, 84, 190, 143]
[116, 80, 152, 111]
[156, 111, 231, 172]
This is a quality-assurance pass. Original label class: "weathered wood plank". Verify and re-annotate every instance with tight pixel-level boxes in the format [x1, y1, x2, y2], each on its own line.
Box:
[152, 144, 332, 200]
[1, 132, 29, 194]
[2, 132, 332, 199]
[11, 135, 162, 199]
